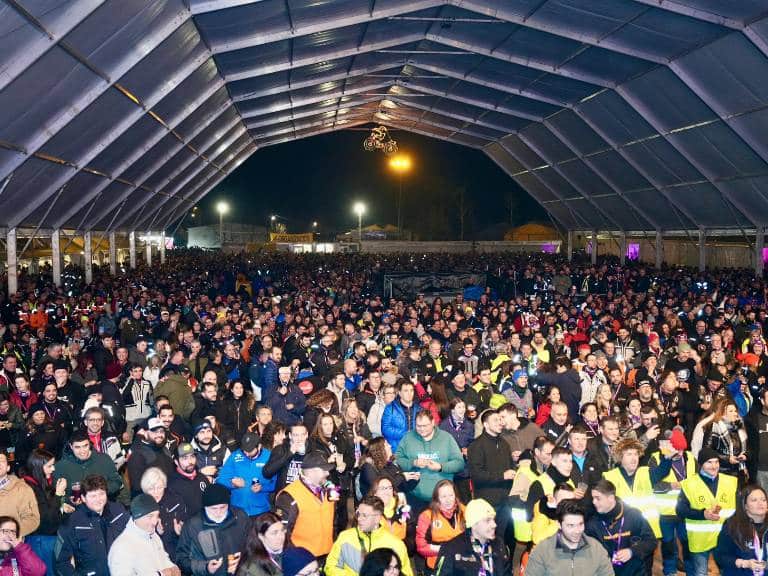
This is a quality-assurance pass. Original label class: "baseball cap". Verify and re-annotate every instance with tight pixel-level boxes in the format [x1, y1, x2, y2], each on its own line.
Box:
[240, 432, 260, 452]
[147, 417, 165, 431]
[677, 342, 692, 353]
[176, 442, 195, 458]
[301, 451, 334, 471]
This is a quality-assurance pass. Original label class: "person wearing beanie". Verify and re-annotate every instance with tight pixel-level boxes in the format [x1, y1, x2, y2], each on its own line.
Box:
[281, 547, 318, 576]
[499, 369, 534, 417]
[649, 427, 697, 576]
[435, 498, 510, 576]
[107, 494, 179, 576]
[175, 483, 249, 576]
[677, 445, 738, 576]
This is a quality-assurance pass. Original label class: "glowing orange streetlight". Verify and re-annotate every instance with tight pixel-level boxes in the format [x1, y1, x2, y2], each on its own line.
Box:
[389, 154, 412, 238]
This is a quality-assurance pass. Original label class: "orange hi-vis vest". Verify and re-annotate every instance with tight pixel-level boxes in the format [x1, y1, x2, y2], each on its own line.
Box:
[281, 480, 335, 557]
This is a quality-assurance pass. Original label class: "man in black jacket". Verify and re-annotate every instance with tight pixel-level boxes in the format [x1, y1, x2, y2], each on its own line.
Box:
[263, 423, 308, 492]
[467, 409, 516, 504]
[167, 443, 210, 517]
[586, 479, 657, 576]
[436, 498, 510, 576]
[54, 474, 129, 576]
[126, 417, 174, 496]
[176, 483, 249, 576]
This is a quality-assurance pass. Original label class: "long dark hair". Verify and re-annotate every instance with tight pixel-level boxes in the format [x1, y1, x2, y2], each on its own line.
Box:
[239, 512, 283, 574]
[25, 449, 54, 493]
[360, 548, 401, 576]
[726, 484, 768, 550]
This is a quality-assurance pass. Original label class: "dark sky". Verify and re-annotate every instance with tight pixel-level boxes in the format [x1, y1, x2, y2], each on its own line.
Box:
[195, 128, 546, 240]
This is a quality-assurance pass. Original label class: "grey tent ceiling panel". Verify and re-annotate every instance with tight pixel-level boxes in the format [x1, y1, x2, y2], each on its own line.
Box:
[3, 0, 768, 232]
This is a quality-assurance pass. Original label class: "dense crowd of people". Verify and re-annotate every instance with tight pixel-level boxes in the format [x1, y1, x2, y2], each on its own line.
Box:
[0, 249, 768, 575]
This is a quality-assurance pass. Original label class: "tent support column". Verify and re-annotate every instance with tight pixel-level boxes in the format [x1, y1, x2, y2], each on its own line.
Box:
[84, 231, 93, 284]
[7, 229, 17, 296]
[129, 232, 136, 269]
[109, 232, 117, 276]
[51, 229, 61, 286]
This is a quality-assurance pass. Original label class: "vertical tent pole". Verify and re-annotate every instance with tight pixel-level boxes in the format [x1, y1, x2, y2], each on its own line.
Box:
[129, 232, 136, 269]
[84, 231, 93, 284]
[7, 229, 17, 296]
[51, 229, 61, 286]
[109, 232, 117, 276]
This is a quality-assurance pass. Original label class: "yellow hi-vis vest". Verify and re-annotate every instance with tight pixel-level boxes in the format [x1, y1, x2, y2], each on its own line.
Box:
[531, 500, 559, 545]
[538, 472, 575, 498]
[603, 466, 661, 538]
[680, 473, 737, 553]
[510, 463, 541, 542]
[651, 451, 697, 517]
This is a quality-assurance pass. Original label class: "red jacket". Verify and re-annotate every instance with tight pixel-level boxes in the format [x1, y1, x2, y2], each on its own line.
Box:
[0, 542, 46, 576]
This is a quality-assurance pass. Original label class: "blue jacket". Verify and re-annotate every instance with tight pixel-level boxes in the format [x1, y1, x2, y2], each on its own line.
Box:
[216, 448, 276, 516]
[266, 384, 307, 426]
[382, 400, 422, 452]
[262, 359, 280, 398]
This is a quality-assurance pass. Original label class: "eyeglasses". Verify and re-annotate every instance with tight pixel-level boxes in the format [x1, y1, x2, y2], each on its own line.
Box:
[377, 485, 394, 492]
[0, 529, 17, 537]
[356, 511, 382, 519]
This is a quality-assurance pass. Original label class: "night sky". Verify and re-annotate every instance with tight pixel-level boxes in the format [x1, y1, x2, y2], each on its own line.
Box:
[194, 128, 547, 240]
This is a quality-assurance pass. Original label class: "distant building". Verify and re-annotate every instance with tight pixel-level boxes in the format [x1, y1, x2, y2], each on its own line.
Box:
[504, 223, 559, 242]
[187, 223, 267, 248]
[335, 224, 412, 241]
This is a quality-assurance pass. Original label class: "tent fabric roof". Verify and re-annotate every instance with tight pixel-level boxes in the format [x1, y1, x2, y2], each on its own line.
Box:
[1, 0, 768, 233]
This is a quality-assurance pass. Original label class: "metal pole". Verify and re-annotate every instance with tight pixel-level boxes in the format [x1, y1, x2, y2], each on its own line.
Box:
[358, 212, 362, 243]
[7, 229, 17, 296]
[757, 227, 764, 277]
[567, 230, 573, 262]
[128, 231, 136, 269]
[619, 232, 627, 266]
[51, 229, 61, 286]
[145, 233, 152, 265]
[655, 230, 663, 270]
[219, 212, 223, 247]
[698, 228, 706, 272]
[398, 175, 403, 239]
[84, 231, 93, 284]
[109, 232, 116, 276]
[160, 232, 166, 264]
[591, 229, 598, 265]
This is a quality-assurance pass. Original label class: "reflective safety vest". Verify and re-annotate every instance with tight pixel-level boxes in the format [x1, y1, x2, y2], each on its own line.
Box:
[651, 451, 697, 517]
[538, 473, 575, 498]
[511, 463, 542, 542]
[603, 466, 661, 538]
[281, 479, 335, 557]
[531, 501, 559, 545]
[680, 473, 737, 553]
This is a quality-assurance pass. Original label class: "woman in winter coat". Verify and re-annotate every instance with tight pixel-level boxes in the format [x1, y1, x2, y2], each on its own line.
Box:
[715, 484, 768, 575]
[356, 437, 418, 501]
[338, 399, 372, 472]
[237, 512, 285, 576]
[438, 398, 474, 502]
[703, 400, 749, 484]
[220, 380, 256, 447]
[18, 409, 67, 463]
[22, 449, 72, 576]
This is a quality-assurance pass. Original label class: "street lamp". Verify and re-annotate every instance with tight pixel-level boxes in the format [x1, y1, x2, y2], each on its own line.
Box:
[216, 201, 229, 246]
[353, 202, 366, 243]
[389, 154, 411, 238]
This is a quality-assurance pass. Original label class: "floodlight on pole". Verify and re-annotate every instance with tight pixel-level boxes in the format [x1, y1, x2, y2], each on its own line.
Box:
[389, 154, 412, 238]
[353, 202, 366, 243]
[216, 201, 229, 246]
